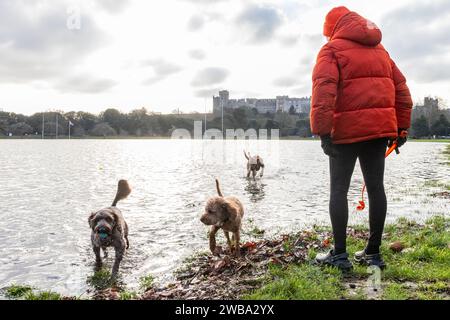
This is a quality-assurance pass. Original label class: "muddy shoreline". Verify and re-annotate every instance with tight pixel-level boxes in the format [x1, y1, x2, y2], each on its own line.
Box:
[93, 227, 350, 300]
[3, 216, 449, 300]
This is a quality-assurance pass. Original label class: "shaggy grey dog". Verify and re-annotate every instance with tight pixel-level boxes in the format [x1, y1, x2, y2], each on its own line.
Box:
[200, 179, 244, 257]
[88, 180, 131, 276]
[244, 150, 265, 179]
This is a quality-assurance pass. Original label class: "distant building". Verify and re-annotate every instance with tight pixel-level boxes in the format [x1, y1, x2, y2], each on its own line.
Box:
[276, 96, 311, 113]
[412, 97, 450, 127]
[213, 90, 310, 115]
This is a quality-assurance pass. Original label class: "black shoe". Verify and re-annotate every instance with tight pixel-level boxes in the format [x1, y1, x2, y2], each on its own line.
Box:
[315, 249, 353, 271]
[354, 249, 386, 270]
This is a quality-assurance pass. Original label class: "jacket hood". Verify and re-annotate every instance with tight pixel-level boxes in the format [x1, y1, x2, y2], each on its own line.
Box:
[331, 11, 382, 46]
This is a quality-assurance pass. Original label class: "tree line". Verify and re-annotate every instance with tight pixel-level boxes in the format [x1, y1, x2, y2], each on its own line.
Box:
[411, 114, 450, 138]
[1, 105, 448, 138]
[0, 107, 312, 138]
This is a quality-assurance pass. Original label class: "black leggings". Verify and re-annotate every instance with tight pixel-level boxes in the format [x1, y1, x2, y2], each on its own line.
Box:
[329, 138, 388, 254]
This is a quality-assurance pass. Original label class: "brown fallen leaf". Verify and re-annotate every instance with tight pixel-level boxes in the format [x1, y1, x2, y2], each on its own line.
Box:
[270, 257, 282, 265]
[389, 241, 405, 253]
[213, 257, 230, 271]
[242, 241, 257, 249]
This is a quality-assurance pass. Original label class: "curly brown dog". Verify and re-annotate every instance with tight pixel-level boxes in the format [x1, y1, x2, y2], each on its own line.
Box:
[88, 180, 131, 276]
[200, 179, 244, 257]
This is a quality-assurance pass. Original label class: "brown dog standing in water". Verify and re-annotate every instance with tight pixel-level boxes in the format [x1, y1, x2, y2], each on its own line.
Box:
[200, 179, 244, 257]
[88, 180, 131, 276]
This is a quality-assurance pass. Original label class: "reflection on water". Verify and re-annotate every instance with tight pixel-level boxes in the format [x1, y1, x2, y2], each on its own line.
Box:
[0, 140, 448, 296]
[244, 180, 266, 203]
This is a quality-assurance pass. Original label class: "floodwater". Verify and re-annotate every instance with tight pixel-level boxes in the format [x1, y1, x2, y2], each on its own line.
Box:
[0, 139, 448, 296]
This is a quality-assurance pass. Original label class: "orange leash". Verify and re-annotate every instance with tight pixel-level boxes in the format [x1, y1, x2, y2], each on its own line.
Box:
[356, 131, 407, 211]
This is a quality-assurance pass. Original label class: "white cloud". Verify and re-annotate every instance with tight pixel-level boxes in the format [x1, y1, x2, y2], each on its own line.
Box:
[0, 0, 448, 115]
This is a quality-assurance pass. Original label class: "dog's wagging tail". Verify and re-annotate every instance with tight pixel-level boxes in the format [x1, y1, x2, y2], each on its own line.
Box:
[112, 180, 132, 207]
[244, 150, 250, 160]
[215, 179, 223, 197]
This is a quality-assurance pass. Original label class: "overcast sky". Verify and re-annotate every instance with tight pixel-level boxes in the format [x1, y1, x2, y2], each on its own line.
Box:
[0, 0, 449, 115]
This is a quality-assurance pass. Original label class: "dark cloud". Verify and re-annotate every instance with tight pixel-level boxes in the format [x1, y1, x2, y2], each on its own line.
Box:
[187, 14, 205, 31]
[55, 75, 118, 94]
[182, 0, 228, 4]
[273, 76, 298, 87]
[381, 0, 450, 82]
[278, 2, 312, 20]
[194, 87, 221, 98]
[302, 33, 324, 50]
[191, 67, 229, 87]
[279, 35, 300, 47]
[381, 1, 450, 60]
[142, 58, 183, 85]
[236, 4, 283, 44]
[0, 0, 107, 86]
[96, 0, 132, 14]
[142, 59, 183, 76]
[142, 76, 166, 86]
[188, 49, 206, 60]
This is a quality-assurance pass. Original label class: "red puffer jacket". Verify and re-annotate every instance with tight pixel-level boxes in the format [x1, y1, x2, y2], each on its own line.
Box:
[310, 11, 413, 144]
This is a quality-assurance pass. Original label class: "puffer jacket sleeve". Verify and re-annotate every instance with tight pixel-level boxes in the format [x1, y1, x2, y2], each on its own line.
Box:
[391, 59, 413, 129]
[310, 44, 339, 136]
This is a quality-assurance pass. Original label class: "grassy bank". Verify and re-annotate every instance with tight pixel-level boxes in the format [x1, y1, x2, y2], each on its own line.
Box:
[3, 216, 449, 300]
[245, 146, 449, 300]
[245, 216, 449, 300]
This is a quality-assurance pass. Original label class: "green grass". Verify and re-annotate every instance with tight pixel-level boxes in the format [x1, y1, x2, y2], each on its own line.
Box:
[246, 216, 450, 300]
[424, 179, 450, 190]
[244, 264, 344, 300]
[410, 139, 450, 143]
[25, 291, 62, 300]
[119, 291, 138, 300]
[5, 285, 62, 300]
[5, 285, 34, 299]
[383, 283, 410, 300]
[139, 275, 154, 291]
[244, 218, 266, 238]
[248, 226, 266, 237]
[6, 270, 142, 300]
[445, 144, 450, 154]
[86, 269, 117, 291]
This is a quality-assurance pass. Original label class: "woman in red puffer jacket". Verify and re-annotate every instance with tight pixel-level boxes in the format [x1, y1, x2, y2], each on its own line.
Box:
[311, 6, 412, 271]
